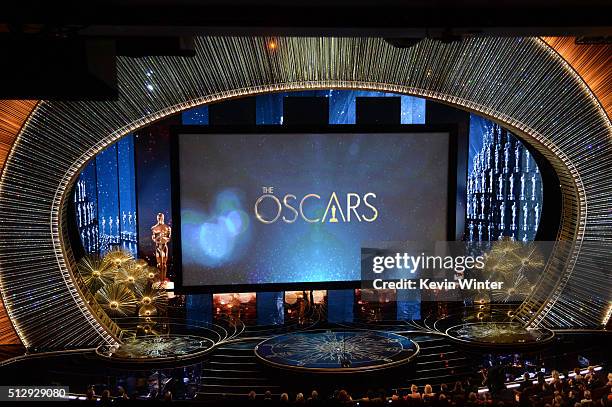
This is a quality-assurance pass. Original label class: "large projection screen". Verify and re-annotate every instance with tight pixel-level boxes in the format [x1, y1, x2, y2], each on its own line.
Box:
[175, 127, 451, 289]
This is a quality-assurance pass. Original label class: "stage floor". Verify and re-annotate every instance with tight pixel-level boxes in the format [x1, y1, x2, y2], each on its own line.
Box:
[254, 329, 418, 373]
[445, 322, 555, 348]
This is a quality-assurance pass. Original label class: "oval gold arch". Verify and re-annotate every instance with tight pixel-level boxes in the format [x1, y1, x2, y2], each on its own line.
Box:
[0, 36, 610, 348]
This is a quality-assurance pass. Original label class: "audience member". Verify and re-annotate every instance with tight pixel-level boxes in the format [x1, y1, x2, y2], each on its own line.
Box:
[307, 390, 321, 405]
[240, 367, 611, 407]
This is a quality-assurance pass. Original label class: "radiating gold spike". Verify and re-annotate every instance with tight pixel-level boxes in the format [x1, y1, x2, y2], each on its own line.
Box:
[95, 283, 138, 317]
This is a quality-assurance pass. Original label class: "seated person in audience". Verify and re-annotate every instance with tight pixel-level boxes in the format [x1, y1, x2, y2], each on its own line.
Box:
[517, 391, 533, 407]
[337, 389, 352, 404]
[263, 390, 274, 404]
[422, 384, 436, 405]
[438, 383, 449, 398]
[306, 390, 320, 405]
[464, 378, 479, 394]
[357, 389, 375, 404]
[581, 390, 594, 406]
[534, 372, 552, 395]
[551, 370, 565, 393]
[407, 384, 422, 402]
[437, 393, 450, 406]
[481, 391, 493, 406]
[586, 367, 604, 390]
[519, 372, 532, 392]
[452, 381, 465, 396]
[574, 368, 585, 383]
[567, 389, 581, 406]
[465, 392, 479, 407]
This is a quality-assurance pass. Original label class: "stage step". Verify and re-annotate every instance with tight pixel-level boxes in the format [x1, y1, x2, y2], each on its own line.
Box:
[415, 350, 461, 361]
[201, 376, 270, 382]
[198, 339, 278, 401]
[416, 357, 468, 366]
[207, 361, 258, 366]
[197, 391, 282, 398]
[416, 345, 455, 355]
[210, 353, 256, 358]
[197, 329, 479, 402]
[206, 368, 263, 376]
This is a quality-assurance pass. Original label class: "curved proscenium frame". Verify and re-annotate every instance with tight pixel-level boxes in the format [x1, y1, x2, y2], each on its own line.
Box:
[0, 37, 609, 348]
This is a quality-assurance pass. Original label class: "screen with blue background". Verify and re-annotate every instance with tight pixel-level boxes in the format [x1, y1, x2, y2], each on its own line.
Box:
[178, 131, 449, 287]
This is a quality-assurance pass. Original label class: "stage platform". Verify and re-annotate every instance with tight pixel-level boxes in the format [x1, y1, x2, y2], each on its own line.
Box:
[96, 335, 215, 362]
[445, 322, 555, 348]
[254, 329, 418, 373]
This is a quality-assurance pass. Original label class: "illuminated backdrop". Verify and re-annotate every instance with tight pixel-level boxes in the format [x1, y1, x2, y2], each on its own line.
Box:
[178, 131, 449, 286]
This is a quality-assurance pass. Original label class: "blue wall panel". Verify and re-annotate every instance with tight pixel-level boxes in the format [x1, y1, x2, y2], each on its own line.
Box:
[327, 289, 354, 323]
[257, 292, 285, 326]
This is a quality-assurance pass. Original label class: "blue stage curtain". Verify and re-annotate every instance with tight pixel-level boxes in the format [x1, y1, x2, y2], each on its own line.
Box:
[396, 289, 421, 321]
[117, 135, 138, 255]
[257, 292, 285, 325]
[327, 289, 354, 323]
[134, 125, 176, 268]
[96, 143, 120, 255]
[186, 294, 213, 325]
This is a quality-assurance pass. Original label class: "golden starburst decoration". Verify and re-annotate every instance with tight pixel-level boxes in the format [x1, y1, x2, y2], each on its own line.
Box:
[482, 240, 524, 277]
[103, 248, 134, 268]
[137, 323, 161, 336]
[136, 284, 167, 312]
[116, 263, 147, 294]
[491, 272, 534, 303]
[144, 266, 159, 282]
[510, 243, 546, 276]
[95, 283, 138, 317]
[138, 304, 158, 318]
[77, 256, 114, 293]
[482, 241, 546, 283]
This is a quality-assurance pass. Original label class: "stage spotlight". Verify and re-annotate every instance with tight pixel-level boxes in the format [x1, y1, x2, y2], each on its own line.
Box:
[267, 38, 278, 51]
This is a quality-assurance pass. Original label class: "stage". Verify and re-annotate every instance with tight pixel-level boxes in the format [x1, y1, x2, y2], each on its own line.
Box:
[254, 329, 418, 373]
